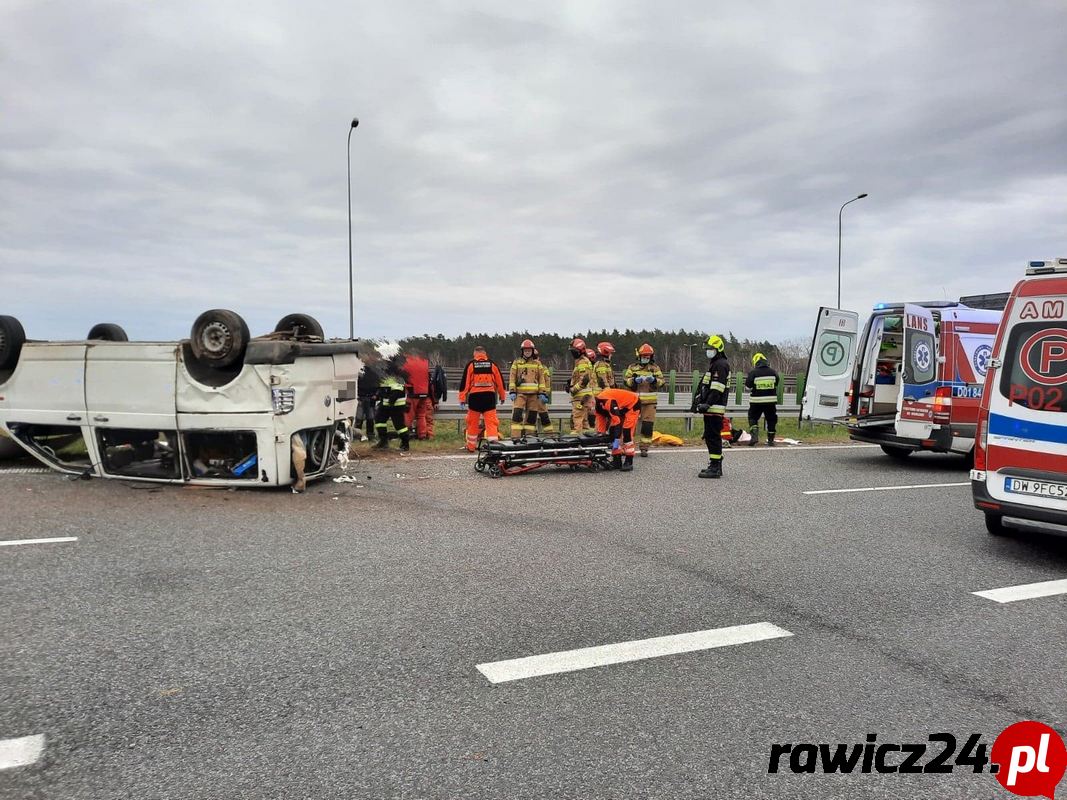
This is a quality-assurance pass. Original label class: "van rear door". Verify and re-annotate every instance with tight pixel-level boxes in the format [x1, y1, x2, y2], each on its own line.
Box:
[896, 304, 939, 439]
[801, 307, 859, 421]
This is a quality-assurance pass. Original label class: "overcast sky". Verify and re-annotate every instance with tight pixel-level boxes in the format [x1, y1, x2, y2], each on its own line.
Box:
[3, 0, 1066, 344]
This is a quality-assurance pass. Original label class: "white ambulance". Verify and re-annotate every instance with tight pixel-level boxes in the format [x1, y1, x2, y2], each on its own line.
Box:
[801, 295, 1006, 459]
[972, 259, 1067, 535]
[0, 310, 361, 488]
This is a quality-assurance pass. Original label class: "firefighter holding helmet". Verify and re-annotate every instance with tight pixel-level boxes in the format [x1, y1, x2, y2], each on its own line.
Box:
[508, 338, 550, 439]
[567, 337, 595, 433]
[691, 334, 730, 478]
[624, 343, 665, 457]
[745, 352, 780, 446]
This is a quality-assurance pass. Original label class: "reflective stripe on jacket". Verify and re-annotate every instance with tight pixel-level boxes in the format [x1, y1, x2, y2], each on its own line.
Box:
[569, 356, 593, 398]
[692, 355, 730, 415]
[746, 363, 780, 404]
[509, 358, 548, 394]
[623, 361, 665, 404]
[459, 357, 506, 404]
[592, 359, 615, 396]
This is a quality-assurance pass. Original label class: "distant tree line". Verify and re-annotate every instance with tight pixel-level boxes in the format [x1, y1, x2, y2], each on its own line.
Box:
[398, 330, 812, 375]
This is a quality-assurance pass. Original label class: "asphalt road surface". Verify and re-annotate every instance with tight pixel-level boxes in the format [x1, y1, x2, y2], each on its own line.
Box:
[2, 444, 1065, 799]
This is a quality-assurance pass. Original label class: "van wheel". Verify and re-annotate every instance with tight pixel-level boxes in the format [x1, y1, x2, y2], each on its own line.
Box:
[275, 313, 324, 340]
[880, 444, 912, 460]
[0, 315, 26, 371]
[87, 323, 129, 342]
[985, 513, 1008, 536]
[190, 309, 250, 368]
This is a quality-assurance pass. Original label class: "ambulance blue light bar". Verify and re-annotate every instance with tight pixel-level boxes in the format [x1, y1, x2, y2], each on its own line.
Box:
[1026, 258, 1067, 276]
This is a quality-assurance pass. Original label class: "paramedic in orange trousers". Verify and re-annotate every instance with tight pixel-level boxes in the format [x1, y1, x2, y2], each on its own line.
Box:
[594, 387, 640, 472]
[457, 346, 507, 452]
[402, 353, 434, 440]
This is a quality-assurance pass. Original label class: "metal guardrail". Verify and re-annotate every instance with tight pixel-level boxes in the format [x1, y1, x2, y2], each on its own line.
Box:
[430, 404, 801, 434]
[440, 367, 805, 395]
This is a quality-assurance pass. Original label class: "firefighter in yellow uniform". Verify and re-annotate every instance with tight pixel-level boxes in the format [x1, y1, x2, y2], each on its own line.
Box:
[567, 337, 594, 433]
[624, 343, 665, 457]
[508, 338, 549, 439]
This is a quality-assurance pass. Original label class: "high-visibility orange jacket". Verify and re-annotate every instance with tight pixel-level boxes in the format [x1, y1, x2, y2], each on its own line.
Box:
[594, 388, 640, 431]
[459, 354, 506, 412]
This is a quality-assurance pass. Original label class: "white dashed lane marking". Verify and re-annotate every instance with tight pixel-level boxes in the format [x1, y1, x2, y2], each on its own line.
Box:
[0, 735, 45, 770]
[0, 537, 78, 547]
[477, 622, 794, 684]
[803, 482, 969, 496]
[973, 578, 1067, 604]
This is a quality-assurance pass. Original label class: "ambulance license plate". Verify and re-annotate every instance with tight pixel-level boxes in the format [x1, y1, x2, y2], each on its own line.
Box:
[1004, 477, 1067, 499]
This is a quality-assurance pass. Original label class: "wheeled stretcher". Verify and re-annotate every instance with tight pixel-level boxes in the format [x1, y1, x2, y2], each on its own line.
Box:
[474, 433, 615, 477]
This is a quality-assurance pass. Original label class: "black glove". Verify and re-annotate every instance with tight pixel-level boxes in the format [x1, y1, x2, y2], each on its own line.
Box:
[696, 403, 709, 413]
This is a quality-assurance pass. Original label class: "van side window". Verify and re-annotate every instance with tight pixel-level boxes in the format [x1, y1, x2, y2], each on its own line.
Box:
[9, 424, 92, 470]
[998, 321, 1067, 413]
[97, 429, 181, 479]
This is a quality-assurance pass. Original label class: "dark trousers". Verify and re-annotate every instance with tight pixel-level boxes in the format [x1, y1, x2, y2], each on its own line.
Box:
[702, 414, 723, 461]
[357, 398, 376, 438]
[375, 405, 409, 440]
[748, 404, 778, 432]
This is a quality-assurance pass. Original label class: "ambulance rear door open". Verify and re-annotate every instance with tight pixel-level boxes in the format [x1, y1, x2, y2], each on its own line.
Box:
[801, 307, 860, 422]
[896, 303, 939, 440]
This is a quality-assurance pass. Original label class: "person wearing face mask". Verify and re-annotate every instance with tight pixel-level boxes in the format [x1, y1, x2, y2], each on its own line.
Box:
[567, 337, 595, 433]
[507, 338, 549, 439]
[624, 343, 665, 457]
[691, 334, 730, 478]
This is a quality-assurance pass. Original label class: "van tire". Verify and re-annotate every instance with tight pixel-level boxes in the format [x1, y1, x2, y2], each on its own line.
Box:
[0, 315, 26, 371]
[87, 323, 129, 342]
[190, 309, 250, 368]
[274, 313, 324, 340]
[880, 444, 912, 460]
[984, 513, 1008, 536]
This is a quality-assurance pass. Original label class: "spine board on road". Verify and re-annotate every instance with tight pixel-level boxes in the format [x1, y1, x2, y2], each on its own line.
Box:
[474, 433, 614, 477]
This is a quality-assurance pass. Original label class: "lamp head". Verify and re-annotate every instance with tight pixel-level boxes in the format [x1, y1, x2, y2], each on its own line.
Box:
[351, 118, 360, 128]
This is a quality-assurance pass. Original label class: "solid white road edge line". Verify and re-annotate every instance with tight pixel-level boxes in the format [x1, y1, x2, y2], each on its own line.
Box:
[803, 482, 969, 496]
[407, 444, 878, 462]
[0, 536, 78, 547]
[0, 734, 45, 770]
[973, 578, 1067, 604]
[476, 622, 794, 684]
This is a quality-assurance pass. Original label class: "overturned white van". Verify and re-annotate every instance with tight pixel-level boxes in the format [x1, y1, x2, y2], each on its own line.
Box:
[0, 310, 361, 488]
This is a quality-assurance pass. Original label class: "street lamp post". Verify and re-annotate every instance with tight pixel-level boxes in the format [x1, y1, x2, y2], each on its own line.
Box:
[837, 192, 868, 308]
[347, 117, 360, 340]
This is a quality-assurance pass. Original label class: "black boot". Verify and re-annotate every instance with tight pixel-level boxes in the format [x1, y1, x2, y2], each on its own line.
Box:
[748, 426, 759, 447]
[639, 448, 649, 457]
[611, 455, 622, 470]
[698, 459, 722, 479]
[767, 431, 776, 447]
[620, 455, 634, 472]
[374, 433, 389, 449]
[730, 428, 742, 445]
[399, 433, 410, 452]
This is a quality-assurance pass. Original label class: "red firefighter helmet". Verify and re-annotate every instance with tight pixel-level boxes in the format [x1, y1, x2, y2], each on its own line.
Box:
[585, 348, 596, 360]
[570, 337, 587, 351]
[637, 343, 654, 358]
[597, 341, 615, 357]
[520, 338, 535, 350]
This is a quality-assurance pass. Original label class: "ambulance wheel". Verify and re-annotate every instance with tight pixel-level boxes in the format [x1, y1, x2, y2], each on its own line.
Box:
[190, 309, 250, 368]
[984, 513, 1008, 536]
[880, 444, 912, 460]
[274, 313, 324, 340]
[0, 315, 26, 371]
[87, 323, 128, 342]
